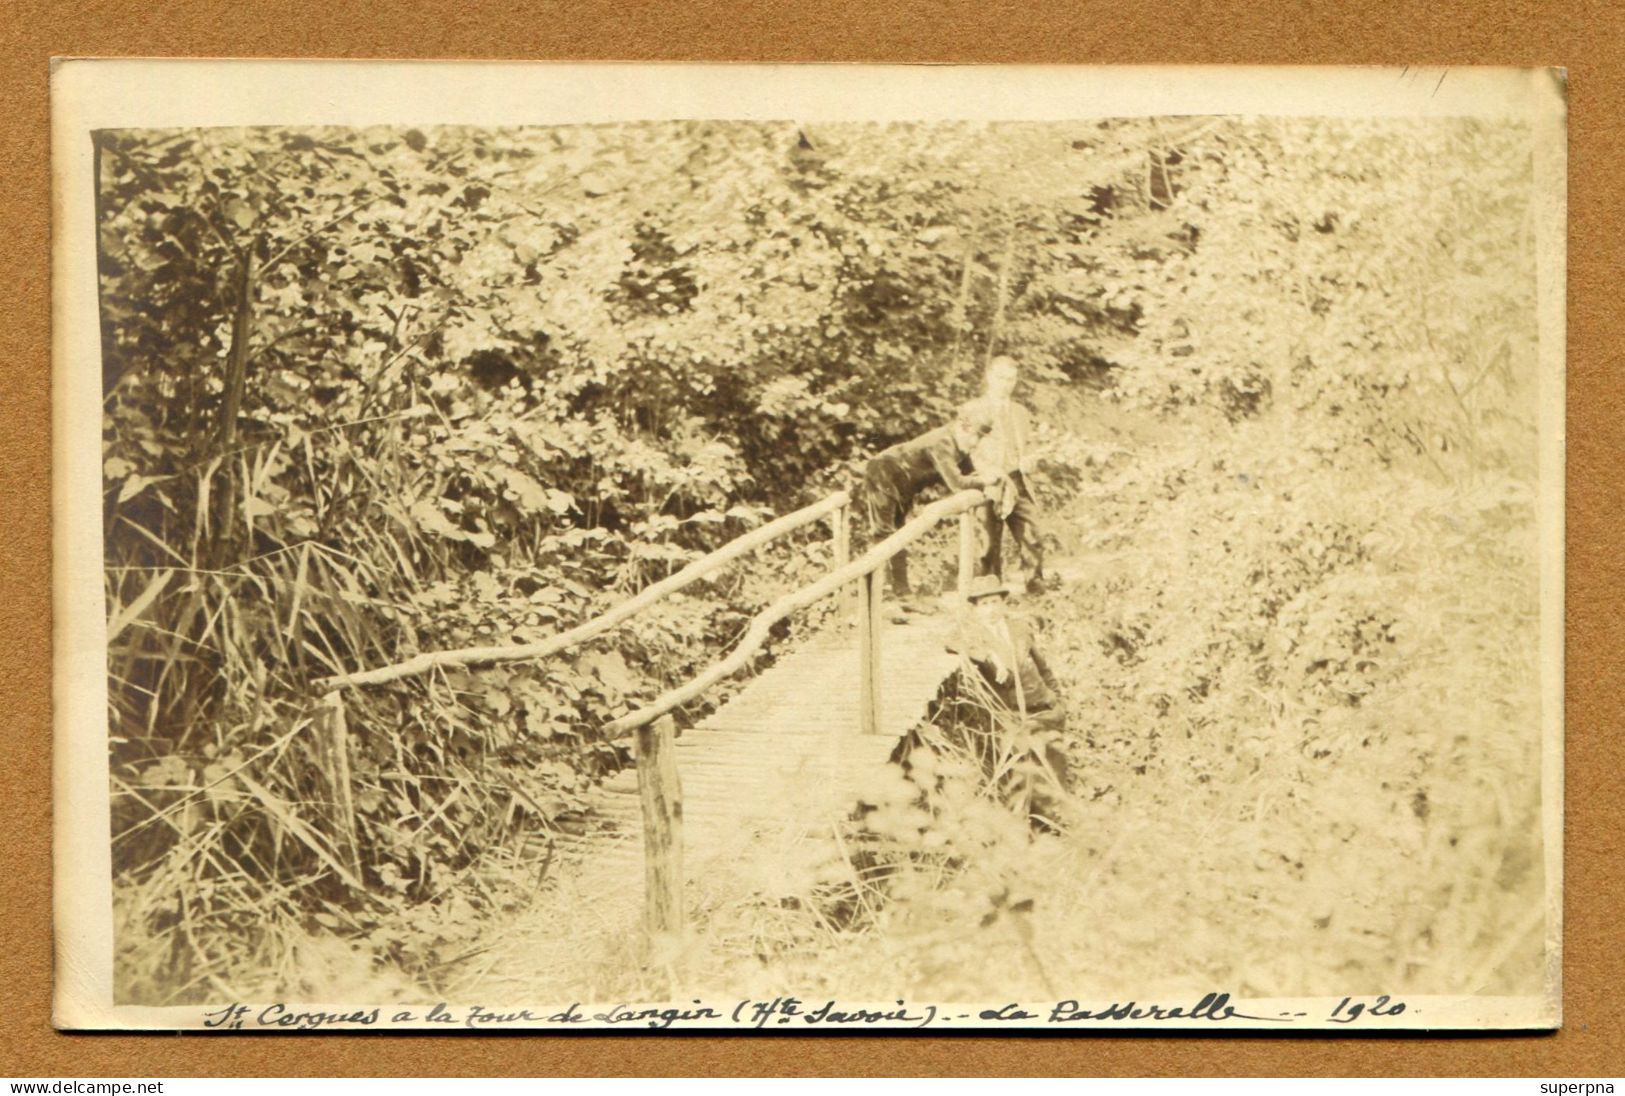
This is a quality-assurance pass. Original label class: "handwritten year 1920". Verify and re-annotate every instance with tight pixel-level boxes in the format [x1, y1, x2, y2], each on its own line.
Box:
[1328, 994, 1406, 1024]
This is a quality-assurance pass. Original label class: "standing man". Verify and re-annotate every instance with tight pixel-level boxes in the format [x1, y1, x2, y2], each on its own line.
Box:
[971, 355, 1049, 592]
[863, 403, 990, 609]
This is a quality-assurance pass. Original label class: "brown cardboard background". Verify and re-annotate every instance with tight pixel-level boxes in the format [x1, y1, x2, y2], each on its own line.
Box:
[3, 1, 1618, 1078]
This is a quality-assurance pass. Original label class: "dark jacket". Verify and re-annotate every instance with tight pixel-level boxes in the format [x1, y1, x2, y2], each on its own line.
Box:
[864, 425, 976, 499]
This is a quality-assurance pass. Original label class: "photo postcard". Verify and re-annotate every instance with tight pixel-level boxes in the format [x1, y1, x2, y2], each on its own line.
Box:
[51, 60, 1565, 1032]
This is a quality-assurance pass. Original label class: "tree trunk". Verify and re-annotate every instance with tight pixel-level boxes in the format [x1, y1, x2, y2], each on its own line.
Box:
[986, 213, 1018, 364]
[217, 245, 257, 450]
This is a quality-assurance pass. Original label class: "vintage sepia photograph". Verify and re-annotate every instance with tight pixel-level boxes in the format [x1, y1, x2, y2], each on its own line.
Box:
[53, 63, 1565, 1031]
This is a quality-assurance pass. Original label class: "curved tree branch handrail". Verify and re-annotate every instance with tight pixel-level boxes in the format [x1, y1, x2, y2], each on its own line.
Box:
[605, 487, 988, 735]
[317, 490, 851, 690]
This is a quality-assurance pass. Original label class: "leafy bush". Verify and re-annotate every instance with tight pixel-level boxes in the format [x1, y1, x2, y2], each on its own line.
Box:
[99, 117, 1543, 1002]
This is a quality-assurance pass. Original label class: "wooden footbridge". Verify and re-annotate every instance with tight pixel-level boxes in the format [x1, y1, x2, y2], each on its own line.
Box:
[317, 485, 992, 942]
[563, 609, 962, 879]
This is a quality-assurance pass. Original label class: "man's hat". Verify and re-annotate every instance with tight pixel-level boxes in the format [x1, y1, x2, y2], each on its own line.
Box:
[966, 574, 1013, 602]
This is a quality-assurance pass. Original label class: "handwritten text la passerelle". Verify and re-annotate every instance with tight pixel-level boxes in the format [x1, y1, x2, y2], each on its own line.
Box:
[200, 992, 1405, 1031]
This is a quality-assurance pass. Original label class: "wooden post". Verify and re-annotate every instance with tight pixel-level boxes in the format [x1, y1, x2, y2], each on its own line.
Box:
[832, 501, 852, 621]
[857, 569, 883, 735]
[957, 506, 977, 601]
[635, 714, 684, 942]
[832, 502, 850, 572]
[316, 692, 361, 880]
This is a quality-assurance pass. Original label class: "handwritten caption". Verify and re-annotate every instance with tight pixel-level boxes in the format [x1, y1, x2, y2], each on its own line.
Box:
[202, 992, 1406, 1031]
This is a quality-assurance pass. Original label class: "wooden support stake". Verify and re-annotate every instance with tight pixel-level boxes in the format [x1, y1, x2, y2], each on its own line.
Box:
[832, 502, 850, 571]
[832, 501, 852, 621]
[857, 570, 883, 735]
[636, 714, 684, 942]
[957, 507, 977, 601]
[317, 692, 361, 880]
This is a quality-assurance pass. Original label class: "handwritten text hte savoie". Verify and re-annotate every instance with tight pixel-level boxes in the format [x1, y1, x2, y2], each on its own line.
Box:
[201, 992, 1406, 1031]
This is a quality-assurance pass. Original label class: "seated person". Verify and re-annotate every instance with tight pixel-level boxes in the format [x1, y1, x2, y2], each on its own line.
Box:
[948, 574, 1072, 828]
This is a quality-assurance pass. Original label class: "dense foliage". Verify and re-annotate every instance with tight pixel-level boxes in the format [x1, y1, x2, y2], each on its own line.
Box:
[98, 117, 1544, 1003]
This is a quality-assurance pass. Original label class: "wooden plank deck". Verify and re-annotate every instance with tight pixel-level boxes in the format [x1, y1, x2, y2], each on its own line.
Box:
[551, 608, 961, 884]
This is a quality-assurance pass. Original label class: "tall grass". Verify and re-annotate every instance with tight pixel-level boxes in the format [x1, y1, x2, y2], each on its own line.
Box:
[105, 376, 862, 1003]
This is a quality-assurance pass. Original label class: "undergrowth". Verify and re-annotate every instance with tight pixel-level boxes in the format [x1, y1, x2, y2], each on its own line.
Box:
[462, 391, 1544, 1005]
[99, 117, 1547, 1005]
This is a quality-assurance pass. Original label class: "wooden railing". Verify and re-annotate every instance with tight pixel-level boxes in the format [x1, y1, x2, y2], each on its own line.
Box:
[315, 489, 854, 690]
[311, 480, 991, 944]
[606, 486, 987, 736]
